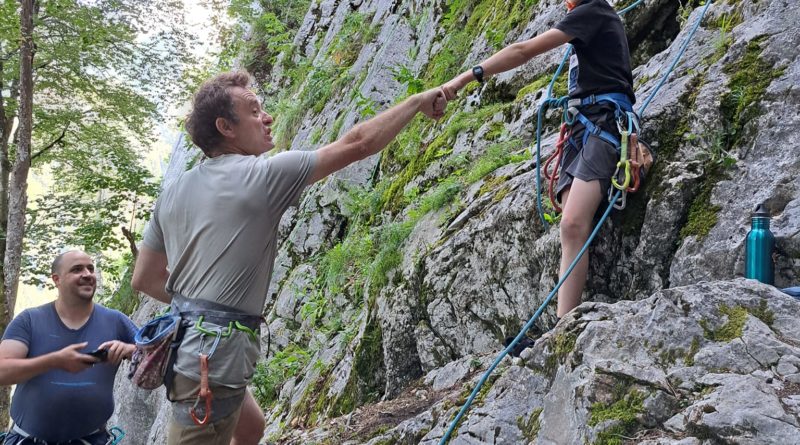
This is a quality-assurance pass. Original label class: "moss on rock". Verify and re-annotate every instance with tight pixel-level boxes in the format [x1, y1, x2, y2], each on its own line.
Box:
[719, 35, 786, 150]
[544, 332, 578, 373]
[701, 304, 747, 342]
[517, 407, 543, 442]
[589, 389, 646, 445]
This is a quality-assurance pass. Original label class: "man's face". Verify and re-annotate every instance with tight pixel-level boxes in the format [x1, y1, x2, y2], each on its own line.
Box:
[566, 0, 579, 11]
[228, 86, 275, 155]
[52, 251, 96, 302]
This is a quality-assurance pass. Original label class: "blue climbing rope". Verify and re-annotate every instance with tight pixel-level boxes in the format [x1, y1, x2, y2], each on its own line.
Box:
[618, 0, 646, 16]
[439, 190, 621, 445]
[439, 1, 713, 443]
[636, 0, 713, 116]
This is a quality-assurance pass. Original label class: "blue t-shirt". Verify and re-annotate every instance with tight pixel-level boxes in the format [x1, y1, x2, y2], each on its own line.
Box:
[2, 302, 137, 441]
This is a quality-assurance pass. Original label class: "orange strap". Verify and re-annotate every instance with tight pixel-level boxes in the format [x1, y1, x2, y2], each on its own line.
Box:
[190, 354, 213, 425]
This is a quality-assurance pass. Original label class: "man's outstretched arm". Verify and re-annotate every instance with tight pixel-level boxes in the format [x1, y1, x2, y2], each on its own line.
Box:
[307, 87, 445, 184]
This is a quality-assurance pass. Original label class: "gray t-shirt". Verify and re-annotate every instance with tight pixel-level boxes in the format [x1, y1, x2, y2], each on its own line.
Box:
[143, 151, 317, 315]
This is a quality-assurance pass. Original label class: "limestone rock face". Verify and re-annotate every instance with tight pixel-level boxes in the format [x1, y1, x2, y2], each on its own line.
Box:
[344, 280, 800, 445]
[115, 0, 800, 443]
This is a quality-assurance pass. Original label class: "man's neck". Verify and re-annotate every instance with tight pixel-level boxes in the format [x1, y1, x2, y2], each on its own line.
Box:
[208, 142, 248, 158]
[54, 297, 94, 330]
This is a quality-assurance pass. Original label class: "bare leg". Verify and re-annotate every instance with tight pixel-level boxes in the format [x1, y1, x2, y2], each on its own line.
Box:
[230, 390, 265, 445]
[557, 179, 604, 317]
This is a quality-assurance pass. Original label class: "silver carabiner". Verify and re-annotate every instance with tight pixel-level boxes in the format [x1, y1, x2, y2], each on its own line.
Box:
[198, 327, 223, 360]
[608, 187, 627, 210]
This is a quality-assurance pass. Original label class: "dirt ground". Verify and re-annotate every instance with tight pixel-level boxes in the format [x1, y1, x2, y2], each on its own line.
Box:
[328, 380, 461, 442]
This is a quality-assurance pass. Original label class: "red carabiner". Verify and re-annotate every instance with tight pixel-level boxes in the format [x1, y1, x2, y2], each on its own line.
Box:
[189, 354, 213, 425]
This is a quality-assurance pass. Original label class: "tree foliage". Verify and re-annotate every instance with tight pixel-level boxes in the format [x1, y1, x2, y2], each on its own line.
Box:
[0, 0, 197, 288]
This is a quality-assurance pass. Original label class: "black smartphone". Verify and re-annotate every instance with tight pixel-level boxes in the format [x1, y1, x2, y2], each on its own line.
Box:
[87, 348, 108, 361]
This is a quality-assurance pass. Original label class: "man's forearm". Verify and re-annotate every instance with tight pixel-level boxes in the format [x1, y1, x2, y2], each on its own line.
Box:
[343, 93, 424, 159]
[309, 89, 441, 183]
[132, 274, 171, 304]
[0, 354, 56, 386]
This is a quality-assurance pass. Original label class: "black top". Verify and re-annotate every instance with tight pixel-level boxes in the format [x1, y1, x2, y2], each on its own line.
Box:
[555, 0, 635, 103]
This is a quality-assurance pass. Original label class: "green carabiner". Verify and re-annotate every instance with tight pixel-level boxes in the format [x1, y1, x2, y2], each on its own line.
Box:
[234, 321, 259, 342]
[611, 130, 631, 190]
[194, 316, 258, 342]
[611, 160, 632, 190]
[195, 316, 232, 338]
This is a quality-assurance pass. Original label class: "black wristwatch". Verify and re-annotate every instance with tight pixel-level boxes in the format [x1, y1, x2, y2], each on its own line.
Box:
[472, 65, 485, 84]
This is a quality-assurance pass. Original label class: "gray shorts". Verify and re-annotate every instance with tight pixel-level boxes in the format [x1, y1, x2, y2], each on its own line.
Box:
[555, 105, 622, 205]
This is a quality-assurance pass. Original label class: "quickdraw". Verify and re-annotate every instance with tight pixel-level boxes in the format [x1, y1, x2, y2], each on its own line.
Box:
[190, 354, 213, 425]
[188, 315, 259, 425]
[189, 322, 222, 426]
[609, 112, 634, 210]
[609, 110, 653, 209]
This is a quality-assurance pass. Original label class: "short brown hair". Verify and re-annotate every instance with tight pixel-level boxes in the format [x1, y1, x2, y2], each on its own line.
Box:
[185, 71, 252, 155]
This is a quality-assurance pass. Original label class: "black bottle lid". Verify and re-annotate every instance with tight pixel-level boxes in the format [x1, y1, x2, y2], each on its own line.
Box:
[753, 204, 770, 219]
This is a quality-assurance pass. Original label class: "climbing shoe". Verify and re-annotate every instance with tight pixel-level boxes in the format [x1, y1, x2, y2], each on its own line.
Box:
[504, 336, 537, 357]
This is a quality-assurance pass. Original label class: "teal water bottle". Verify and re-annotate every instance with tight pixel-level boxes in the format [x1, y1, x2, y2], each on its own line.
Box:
[745, 204, 774, 285]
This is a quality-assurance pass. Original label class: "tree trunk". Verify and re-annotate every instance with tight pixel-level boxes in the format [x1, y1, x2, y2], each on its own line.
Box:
[0, 0, 35, 426]
[0, 58, 14, 311]
[4, 0, 36, 317]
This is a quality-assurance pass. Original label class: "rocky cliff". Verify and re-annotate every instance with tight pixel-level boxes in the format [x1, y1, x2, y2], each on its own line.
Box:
[111, 0, 800, 443]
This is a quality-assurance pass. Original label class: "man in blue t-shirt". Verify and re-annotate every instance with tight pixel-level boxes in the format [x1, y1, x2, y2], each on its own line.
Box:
[0, 250, 137, 445]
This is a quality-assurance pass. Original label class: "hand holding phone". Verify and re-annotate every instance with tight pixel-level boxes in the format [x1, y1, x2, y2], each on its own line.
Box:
[87, 348, 108, 362]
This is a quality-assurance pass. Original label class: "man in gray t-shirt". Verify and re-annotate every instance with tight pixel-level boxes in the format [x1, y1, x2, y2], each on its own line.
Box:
[132, 71, 445, 444]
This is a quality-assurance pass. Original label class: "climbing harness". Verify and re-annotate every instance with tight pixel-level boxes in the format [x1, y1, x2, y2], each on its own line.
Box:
[439, 0, 713, 443]
[131, 295, 264, 427]
[543, 92, 645, 212]
[169, 296, 263, 426]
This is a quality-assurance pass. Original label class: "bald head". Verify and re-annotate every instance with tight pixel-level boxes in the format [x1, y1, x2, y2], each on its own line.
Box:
[52, 250, 89, 275]
[51, 250, 97, 302]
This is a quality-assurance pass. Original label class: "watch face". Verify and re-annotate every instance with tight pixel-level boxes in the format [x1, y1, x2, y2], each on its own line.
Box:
[473, 66, 484, 82]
